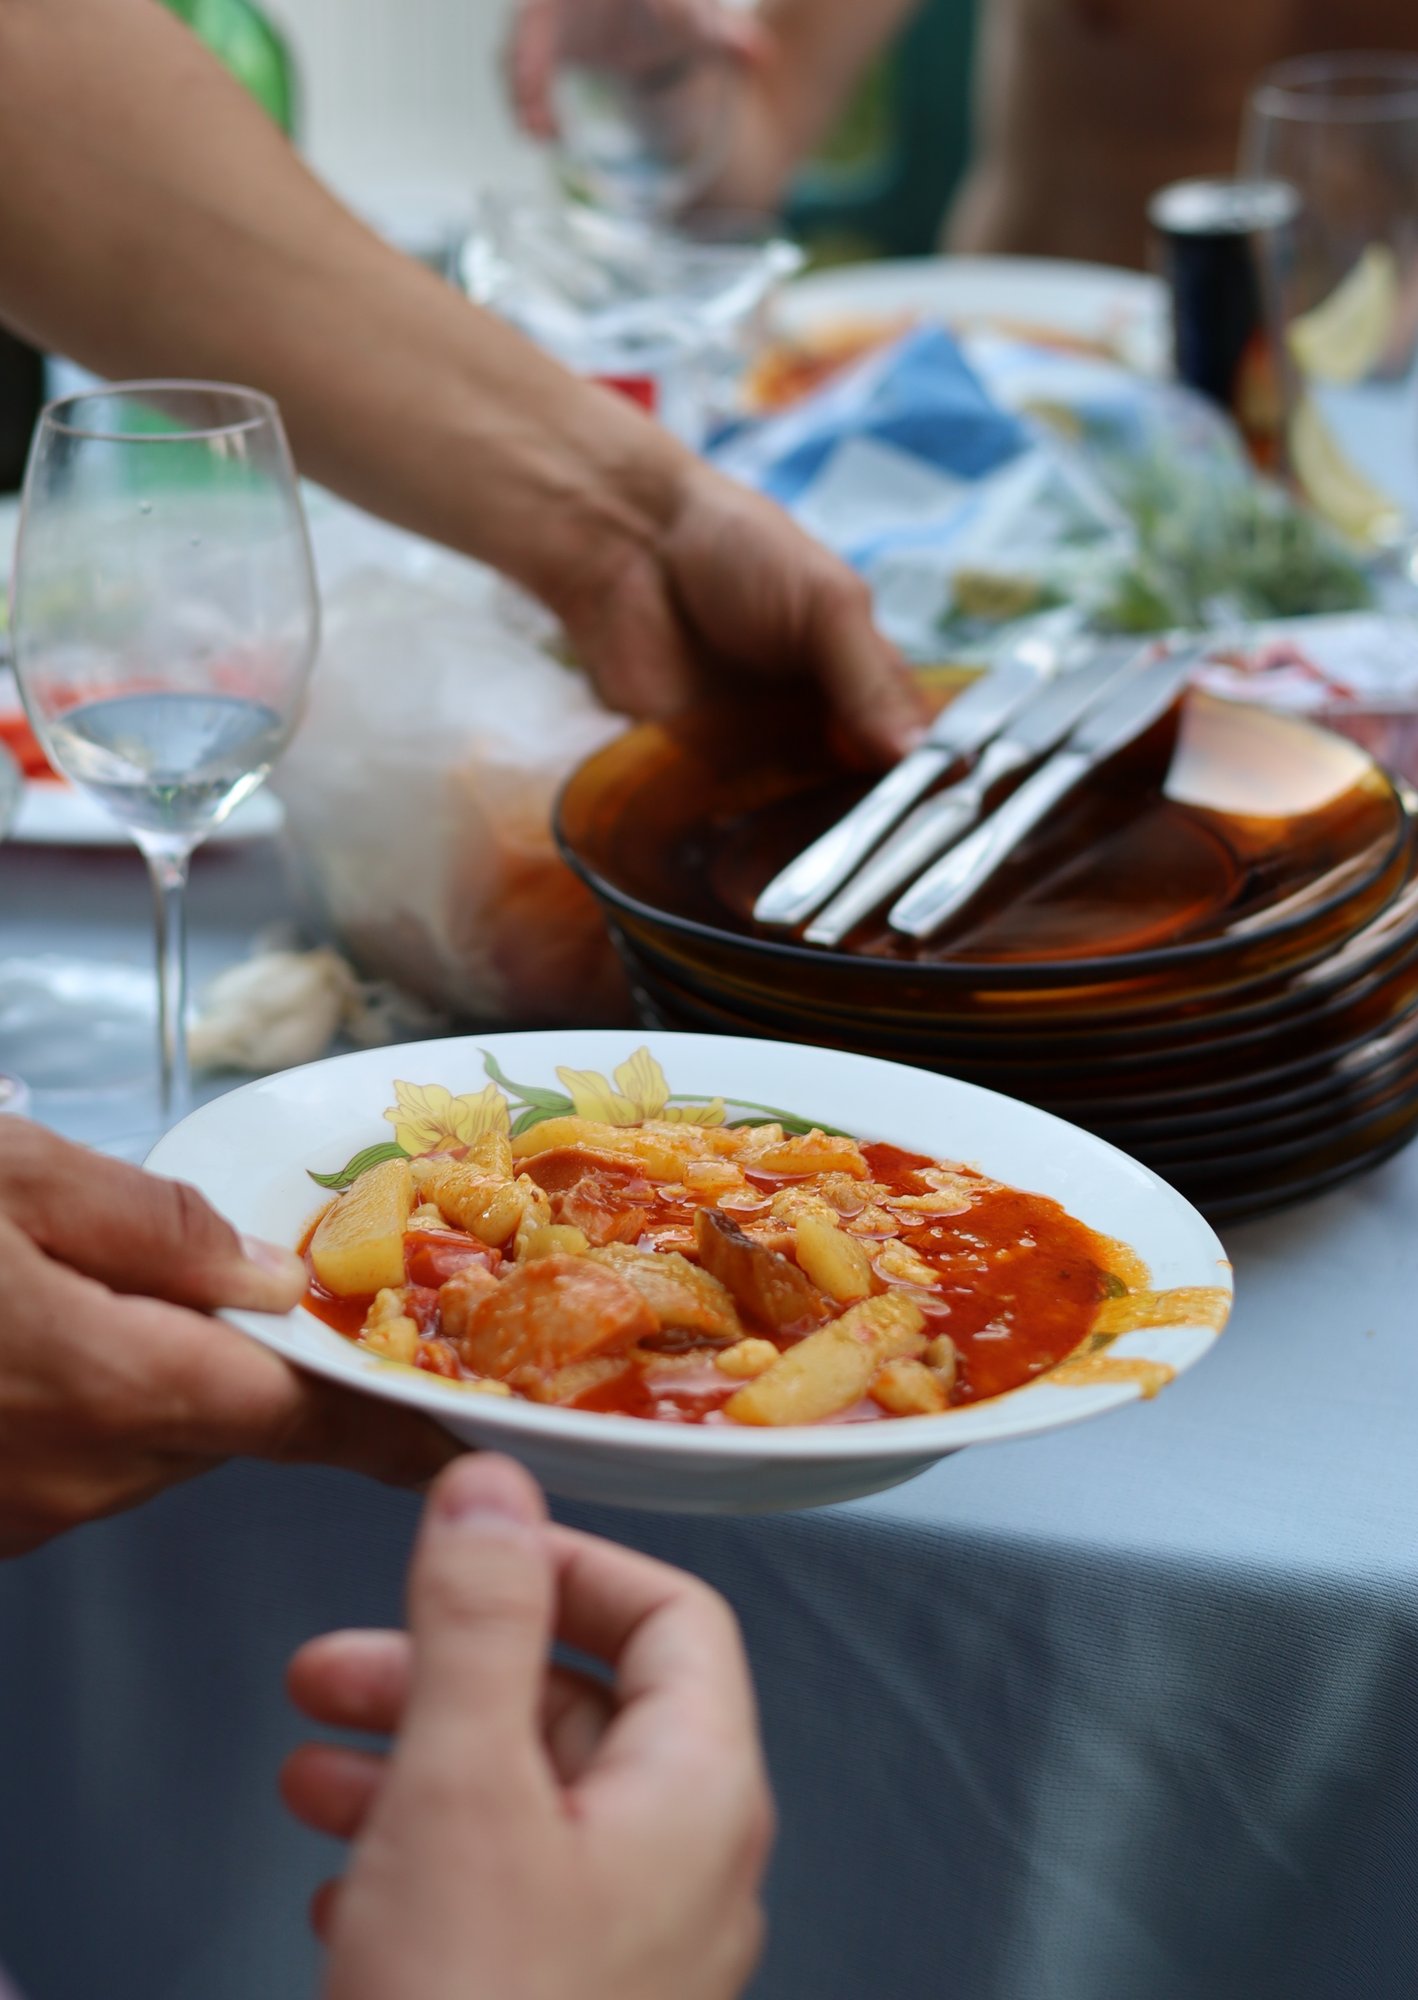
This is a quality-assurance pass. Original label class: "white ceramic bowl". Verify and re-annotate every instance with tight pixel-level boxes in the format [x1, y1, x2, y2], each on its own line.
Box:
[146, 1031, 1233, 1514]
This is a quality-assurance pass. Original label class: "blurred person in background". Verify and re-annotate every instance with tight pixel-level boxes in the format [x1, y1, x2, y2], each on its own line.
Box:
[0, 1123, 771, 1999]
[509, 0, 1418, 269]
[0, 0, 919, 762]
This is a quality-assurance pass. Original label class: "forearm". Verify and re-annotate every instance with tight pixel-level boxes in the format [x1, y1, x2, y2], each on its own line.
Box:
[0, 0, 685, 602]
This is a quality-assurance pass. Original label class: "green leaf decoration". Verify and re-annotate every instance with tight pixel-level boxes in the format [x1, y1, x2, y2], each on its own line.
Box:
[721, 1102, 854, 1139]
[481, 1051, 574, 1114]
[308, 1141, 406, 1192]
[510, 1104, 569, 1139]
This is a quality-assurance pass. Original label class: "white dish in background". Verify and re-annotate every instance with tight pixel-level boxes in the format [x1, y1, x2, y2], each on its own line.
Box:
[774, 254, 1169, 376]
[146, 1030, 1232, 1515]
[10, 778, 283, 847]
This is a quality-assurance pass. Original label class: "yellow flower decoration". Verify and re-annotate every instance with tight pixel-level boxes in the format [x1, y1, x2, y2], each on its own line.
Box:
[556, 1048, 724, 1128]
[383, 1080, 511, 1156]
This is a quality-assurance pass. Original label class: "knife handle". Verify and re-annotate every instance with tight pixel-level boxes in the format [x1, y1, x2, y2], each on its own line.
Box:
[803, 735, 1026, 946]
[752, 741, 954, 928]
[888, 748, 1090, 940]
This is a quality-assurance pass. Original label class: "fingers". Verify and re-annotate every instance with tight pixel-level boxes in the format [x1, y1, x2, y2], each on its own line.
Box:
[506, 0, 559, 138]
[286, 1628, 606, 1804]
[397, 1457, 557, 1790]
[310, 1878, 342, 1946]
[96, 1291, 460, 1485]
[288, 1628, 412, 1734]
[282, 1742, 385, 1841]
[808, 577, 926, 766]
[541, 1664, 616, 1783]
[0, 1120, 306, 1312]
[544, 1520, 764, 1792]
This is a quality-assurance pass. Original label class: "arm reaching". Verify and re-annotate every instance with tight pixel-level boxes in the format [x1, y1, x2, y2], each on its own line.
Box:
[0, 0, 919, 758]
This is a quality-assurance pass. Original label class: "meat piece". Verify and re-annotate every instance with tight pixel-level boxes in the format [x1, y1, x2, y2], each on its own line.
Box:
[694, 1207, 822, 1333]
[520, 1145, 651, 1196]
[589, 1243, 743, 1342]
[454, 1255, 656, 1379]
[405, 1230, 500, 1290]
[553, 1175, 651, 1247]
[435, 1264, 499, 1344]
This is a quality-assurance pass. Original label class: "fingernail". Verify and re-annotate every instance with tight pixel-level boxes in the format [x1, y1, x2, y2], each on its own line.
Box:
[240, 1235, 308, 1287]
[435, 1456, 544, 1532]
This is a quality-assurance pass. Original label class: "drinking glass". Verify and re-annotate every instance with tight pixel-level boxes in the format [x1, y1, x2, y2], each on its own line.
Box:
[10, 382, 319, 1122]
[1242, 54, 1418, 558]
[542, 0, 739, 219]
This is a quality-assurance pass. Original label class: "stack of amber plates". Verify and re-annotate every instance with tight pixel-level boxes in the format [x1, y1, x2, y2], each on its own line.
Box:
[557, 688, 1418, 1222]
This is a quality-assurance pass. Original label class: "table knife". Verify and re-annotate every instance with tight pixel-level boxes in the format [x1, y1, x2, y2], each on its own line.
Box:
[802, 644, 1152, 947]
[751, 635, 1062, 931]
[888, 648, 1198, 941]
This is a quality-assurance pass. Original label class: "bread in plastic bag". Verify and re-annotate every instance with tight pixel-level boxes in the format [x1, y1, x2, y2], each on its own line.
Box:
[274, 499, 633, 1026]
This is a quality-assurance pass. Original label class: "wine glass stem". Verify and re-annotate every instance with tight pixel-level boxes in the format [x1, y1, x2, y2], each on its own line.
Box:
[144, 844, 193, 1123]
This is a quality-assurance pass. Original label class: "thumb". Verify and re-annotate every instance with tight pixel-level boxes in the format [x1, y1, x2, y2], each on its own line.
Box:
[399, 1456, 557, 1782]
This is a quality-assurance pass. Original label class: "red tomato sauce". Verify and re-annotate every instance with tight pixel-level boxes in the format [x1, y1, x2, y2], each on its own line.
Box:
[300, 1137, 1116, 1424]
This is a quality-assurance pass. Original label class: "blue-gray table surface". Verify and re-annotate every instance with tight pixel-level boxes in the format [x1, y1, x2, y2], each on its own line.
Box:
[2, 835, 1415, 2000]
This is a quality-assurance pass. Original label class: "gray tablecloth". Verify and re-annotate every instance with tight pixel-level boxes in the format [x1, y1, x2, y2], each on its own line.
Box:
[3, 836, 1416, 2000]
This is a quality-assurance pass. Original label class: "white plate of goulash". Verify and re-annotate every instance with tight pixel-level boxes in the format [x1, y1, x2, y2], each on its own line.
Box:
[146, 1032, 1233, 1513]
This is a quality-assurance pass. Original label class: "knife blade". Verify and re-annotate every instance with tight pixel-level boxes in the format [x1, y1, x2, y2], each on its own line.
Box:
[751, 637, 1059, 931]
[887, 648, 1197, 941]
[802, 644, 1155, 947]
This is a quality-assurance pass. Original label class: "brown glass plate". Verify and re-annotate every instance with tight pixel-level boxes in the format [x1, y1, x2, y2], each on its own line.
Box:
[621, 908, 1418, 1117]
[560, 693, 1407, 1004]
[1192, 1120, 1418, 1223]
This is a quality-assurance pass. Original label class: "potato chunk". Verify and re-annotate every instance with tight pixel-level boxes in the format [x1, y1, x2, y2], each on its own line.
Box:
[870, 1357, 948, 1416]
[415, 1161, 525, 1247]
[724, 1293, 926, 1427]
[590, 1243, 742, 1342]
[714, 1337, 779, 1380]
[454, 1255, 656, 1380]
[310, 1159, 413, 1297]
[794, 1212, 874, 1303]
[695, 1207, 820, 1332]
[744, 1130, 869, 1179]
[359, 1286, 419, 1364]
[518, 1224, 591, 1262]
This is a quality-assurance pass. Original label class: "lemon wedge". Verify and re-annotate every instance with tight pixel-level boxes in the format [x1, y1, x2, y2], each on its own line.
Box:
[1287, 245, 1398, 385]
[1288, 392, 1406, 546]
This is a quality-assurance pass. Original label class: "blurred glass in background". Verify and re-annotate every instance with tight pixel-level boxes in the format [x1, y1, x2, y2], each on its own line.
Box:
[1243, 53, 1418, 564]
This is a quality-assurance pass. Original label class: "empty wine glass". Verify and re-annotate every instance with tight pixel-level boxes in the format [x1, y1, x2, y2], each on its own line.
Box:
[9, 382, 319, 1123]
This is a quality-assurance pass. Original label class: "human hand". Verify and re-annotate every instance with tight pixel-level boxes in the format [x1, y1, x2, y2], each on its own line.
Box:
[284, 1454, 773, 2000]
[0, 1121, 457, 1555]
[508, 0, 768, 140]
[531, 443, 925, 765]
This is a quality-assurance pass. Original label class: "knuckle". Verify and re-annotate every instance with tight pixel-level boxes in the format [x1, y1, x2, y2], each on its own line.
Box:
[0, 1119, 57, 1204]
[165, 1175, 230, 1254]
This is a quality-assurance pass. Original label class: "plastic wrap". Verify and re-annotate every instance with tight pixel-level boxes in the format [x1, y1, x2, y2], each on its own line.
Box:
[274, 502, 632, 1027]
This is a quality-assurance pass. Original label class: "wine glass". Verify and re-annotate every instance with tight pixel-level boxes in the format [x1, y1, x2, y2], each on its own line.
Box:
[9, 382, 319, 1124]
[1242, 54, 1418, 558]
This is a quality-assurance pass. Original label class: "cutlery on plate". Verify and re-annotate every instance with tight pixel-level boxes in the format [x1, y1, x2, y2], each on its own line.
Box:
[751, 632, 1067, 931]
[887, 647, 1199, 941]
[802, 643, 1155, 947]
